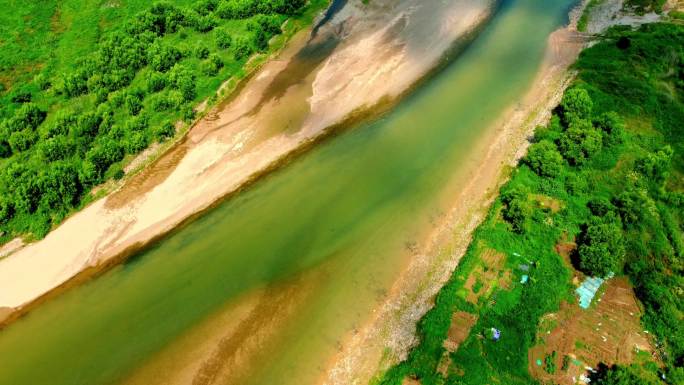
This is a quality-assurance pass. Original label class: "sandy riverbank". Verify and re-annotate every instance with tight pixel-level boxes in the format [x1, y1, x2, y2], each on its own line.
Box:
[0, 0, 494, 324]
[320, 3, 605, 384]
[320, 1, 680, 383]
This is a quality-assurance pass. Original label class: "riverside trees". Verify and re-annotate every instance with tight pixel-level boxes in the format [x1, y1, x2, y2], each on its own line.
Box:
[379, 23, 684, 385]
[0, 0, 308, 241]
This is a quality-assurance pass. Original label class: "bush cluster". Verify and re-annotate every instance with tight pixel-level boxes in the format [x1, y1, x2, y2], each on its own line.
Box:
[0, 0, 304, 240]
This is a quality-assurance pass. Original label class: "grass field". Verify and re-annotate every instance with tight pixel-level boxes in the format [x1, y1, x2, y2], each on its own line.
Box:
[0, 0, 197, 90]
[376, 23, 684, 385]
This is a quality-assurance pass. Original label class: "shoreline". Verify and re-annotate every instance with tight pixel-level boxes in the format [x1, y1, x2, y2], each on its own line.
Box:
[322, 0, 677, 383]
[0, 0, 495, 328]
[321, 4, 592, 384]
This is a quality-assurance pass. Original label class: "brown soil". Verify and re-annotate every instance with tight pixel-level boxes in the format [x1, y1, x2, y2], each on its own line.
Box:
[443, 311, 478, 352]
[463, 249, 509, 304]
[402, 377, 422, 385]
[529, 277, 656, 385]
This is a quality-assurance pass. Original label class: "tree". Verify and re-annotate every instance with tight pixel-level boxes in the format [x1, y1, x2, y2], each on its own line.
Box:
[636, 146, 673, 183]
[253, 25, 269, 51]
[201, 54, 224, 76]
[593, 364, 661, 385]
[196, 14, 218, 32]
[6, 103, 47, 132]
[193, 0, 218, 16]
[501, 187, 531, 233]
[577, 219, 625, 277]
[85, 138, 125, 179]
[147, 72, 167, 93]
[153, 121, 176, 141]
[254, 14, 282, 35]
[125, 89, 145, 115]
[215, 28, 232, 49]
[232, 37, 253, 60]
[74, 111, 103, 139]
[525, 140, 564, 178]
[0, 197, 14, 225]
[169, 64, 196, 101]
[560, 87, 593, 124]
[594, 111, 625, 146]
[558, 119, 603, 166]
[123, 131, 149, 154]
[38, 161, 82, 209]
[37, 135, 73, 162]
[40, 110, 76, 139]
[61, 70, 89, 97]
[194, 43, 210, 59]
[8, 129, 37, 153]
[147, 42, 183, 72]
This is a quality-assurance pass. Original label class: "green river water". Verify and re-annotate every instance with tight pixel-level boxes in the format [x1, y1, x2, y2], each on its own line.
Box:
[0, 1, 575, 384]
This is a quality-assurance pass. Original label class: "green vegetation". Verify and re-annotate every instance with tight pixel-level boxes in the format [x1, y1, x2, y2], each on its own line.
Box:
[377, 23, 684, 385]
[544, 351, 558, 374]
[0, 0, 327, 242]
[625, 0, 667, 14]
[578, 0, 604, 32]
[594, 363, 663, 384]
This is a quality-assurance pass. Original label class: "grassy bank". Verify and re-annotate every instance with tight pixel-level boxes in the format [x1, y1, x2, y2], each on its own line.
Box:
[377, 22, 684, 385]
[0, 0, 328, 244]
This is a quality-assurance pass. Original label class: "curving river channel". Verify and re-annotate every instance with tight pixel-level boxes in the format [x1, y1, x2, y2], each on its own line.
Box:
[0, 1, 575, 384]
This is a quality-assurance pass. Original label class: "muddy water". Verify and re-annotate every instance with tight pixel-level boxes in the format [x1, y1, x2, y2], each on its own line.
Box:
[0, 1, 575, 385]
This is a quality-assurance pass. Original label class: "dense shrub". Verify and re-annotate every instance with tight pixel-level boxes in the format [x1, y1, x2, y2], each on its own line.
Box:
[525, 140, 564, 178]
[0, 0, 313, 240]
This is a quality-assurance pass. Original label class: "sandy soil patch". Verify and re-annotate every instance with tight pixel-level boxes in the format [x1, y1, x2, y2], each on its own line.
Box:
[444, 311, 478, 352]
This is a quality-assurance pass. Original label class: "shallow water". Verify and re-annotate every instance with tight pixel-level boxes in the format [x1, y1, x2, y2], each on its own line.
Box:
[0, 1, 575, 384]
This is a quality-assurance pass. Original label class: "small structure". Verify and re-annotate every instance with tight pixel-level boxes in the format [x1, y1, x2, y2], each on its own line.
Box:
[575, 273, 614, 309]
[520, 275, 529, 284]
[576, 276, 604, 309]
[491, 328, 501, 341]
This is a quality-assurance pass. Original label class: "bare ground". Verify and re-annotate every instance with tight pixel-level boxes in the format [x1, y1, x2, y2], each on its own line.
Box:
[529, 278, 657, 385]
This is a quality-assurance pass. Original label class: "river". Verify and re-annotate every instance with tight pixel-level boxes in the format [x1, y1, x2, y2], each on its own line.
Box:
[0, 1, 575, 384]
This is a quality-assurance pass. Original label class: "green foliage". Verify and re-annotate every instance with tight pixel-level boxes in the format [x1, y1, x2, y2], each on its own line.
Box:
[501, 187, 532, 233]
[0, 0, 319, 241]
[544, 351, 557, 374]
[524, 140, 564, 178]
[147, 72, 168, 93]
[558, 119, 603, 166]
[624, 0, 666, 14]
[561, 87, 593, 125]
[215, 28, 233, 49]
[577, 218, 626, 277]
[379, 23, 684, 385]
[232, 37, 254, 60]
[578, 0, 603, 32]
[593, 364, 661, 385]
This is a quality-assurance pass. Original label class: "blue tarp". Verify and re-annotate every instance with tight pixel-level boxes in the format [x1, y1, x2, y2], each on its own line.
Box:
[520, 275, 529, 284]
[576, 276, 607, 309]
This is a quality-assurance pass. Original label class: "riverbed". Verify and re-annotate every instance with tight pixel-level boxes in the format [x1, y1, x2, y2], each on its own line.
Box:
[0, 1, 576, 385]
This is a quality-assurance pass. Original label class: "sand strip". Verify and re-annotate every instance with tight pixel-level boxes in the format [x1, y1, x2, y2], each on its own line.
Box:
[0, 0, 494, 326]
